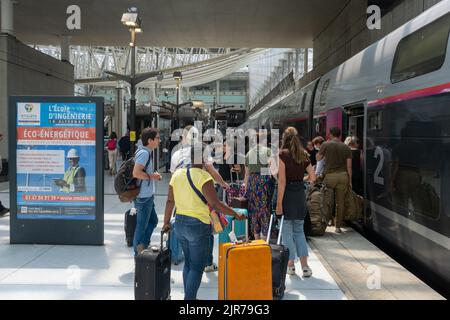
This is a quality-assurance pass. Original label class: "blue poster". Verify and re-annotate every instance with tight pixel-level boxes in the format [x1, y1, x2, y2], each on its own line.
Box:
[16, 102, 97, 220]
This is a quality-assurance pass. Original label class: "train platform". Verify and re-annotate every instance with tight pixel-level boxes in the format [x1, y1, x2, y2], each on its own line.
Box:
[0, 174, 443, 300]
[309, 229, 444, 300]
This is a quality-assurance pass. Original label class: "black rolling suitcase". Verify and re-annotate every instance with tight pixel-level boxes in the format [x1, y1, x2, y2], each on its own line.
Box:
[124, 209, 137, 247]
[267, 213, 289, 300]
[134, 231, 171, 300]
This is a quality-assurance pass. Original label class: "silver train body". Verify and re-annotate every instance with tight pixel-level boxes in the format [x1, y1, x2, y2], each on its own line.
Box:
[246, 1, 450, 287]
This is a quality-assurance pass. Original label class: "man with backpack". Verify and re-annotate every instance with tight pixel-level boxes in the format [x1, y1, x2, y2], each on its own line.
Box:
[131, 128, 162, 256]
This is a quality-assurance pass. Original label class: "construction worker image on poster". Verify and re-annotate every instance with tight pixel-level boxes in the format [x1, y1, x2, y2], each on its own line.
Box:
[53, 148, 87, 193]
[16, 102, 96, 220]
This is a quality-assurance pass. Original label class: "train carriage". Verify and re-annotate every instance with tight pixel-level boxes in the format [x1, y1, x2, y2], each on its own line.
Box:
[246, 1, 450, 288]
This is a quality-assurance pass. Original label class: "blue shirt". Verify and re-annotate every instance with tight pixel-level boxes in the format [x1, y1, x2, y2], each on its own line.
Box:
[135, 147, 154, 198]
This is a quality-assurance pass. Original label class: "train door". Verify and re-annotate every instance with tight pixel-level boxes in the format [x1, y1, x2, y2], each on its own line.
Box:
[344, 104, 365, 144]
[313, 116, 326, 139]
[344, 103, 366, 213]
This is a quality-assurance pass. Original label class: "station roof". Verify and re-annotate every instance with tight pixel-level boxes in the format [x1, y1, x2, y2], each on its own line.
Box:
[12, 0, 348, 47]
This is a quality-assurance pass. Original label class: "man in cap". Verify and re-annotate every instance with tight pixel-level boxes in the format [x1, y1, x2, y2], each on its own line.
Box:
[54, 148, 86, 193]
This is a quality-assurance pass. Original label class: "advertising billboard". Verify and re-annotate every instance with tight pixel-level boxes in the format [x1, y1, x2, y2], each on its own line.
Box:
[9, 97, 104, 245]
[16, 102, 96, 220]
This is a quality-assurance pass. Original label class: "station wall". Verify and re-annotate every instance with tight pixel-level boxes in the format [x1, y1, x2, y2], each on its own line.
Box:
[0, 34, 74, 162]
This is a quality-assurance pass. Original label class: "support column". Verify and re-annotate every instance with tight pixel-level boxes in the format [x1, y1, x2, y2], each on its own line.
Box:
[216, 80, 220, 106]
[1, 0, 14, 35]
[294, 49, 300, 79]
[115, 85, 123, 138]
[304, 48, 309, 74]
[60, 36, 71, 63]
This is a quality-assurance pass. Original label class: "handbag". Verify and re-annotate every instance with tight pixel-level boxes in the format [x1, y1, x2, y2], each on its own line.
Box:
[186, 167, 229, 233]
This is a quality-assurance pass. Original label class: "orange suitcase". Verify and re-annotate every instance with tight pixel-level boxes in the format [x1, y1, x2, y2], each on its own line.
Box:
[218, 220, 272, 300]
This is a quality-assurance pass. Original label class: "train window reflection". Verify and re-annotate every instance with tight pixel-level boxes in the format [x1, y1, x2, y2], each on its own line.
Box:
[392, 138, 441, 220]
[368, 111, 382, 131]
[301, 92, 308, 111]
[319, 79, 330, 106]
[391, 12, 450, 83]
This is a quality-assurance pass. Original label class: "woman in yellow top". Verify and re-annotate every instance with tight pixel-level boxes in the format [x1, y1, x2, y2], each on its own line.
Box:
[162, 144, 245, 300]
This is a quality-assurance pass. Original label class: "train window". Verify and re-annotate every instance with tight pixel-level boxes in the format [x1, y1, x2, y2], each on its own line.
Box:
[368, 111, 382, 131]
[301, 92, 308, 111]
[319, 80, 330, 106]
[391, 138, 441, 220]
[391, 12, 450, 83]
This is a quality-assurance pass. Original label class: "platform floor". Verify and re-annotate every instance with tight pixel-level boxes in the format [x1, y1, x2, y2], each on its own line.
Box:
[0, 173, 443, 300]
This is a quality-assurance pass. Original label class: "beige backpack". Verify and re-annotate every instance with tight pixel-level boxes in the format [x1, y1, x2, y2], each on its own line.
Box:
[306, 183, 334, 236]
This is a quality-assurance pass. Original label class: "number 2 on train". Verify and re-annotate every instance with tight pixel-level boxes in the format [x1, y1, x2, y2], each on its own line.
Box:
[374, 147, 384, 185]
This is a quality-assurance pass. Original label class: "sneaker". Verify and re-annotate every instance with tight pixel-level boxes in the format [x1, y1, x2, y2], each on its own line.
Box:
[0, 208, 9, 217]
[287, 265, 296, 275]
[302, 266, 313, 278]
[204, 263, 218, 273]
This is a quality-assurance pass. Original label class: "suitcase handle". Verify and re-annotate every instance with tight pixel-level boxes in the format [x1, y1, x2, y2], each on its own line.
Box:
[160, 230, 169, 250]
[231, 215, 248, 243]
[267, 213, 284, 245]
[230, 169, 241, 184]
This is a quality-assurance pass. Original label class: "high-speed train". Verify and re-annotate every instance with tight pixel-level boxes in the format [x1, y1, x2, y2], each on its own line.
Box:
[245, 1, 450, 288]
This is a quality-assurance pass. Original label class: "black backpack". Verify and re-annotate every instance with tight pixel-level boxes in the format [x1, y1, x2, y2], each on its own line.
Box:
[114, 149, 151, 202]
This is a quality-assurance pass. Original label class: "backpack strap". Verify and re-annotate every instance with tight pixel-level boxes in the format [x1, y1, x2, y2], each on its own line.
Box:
[135, 148, 152, 186]
[186, 167, 207, 205]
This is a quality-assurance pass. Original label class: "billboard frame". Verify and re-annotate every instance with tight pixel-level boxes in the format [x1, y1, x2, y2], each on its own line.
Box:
[8, 96, 104, 245]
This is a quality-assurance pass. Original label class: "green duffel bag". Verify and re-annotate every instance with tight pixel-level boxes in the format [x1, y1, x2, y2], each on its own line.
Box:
[345, 190, 364, 221]
[306, 183, 333, 236]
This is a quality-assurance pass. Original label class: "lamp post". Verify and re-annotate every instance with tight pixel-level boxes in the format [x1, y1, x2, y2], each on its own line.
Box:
[160, 71, 193, 132]
[120, 7, 142, 154]
[173, 71, 182, 129]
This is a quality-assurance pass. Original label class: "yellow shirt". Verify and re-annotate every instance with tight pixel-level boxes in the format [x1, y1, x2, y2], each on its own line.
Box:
[169, 167, 213, 225]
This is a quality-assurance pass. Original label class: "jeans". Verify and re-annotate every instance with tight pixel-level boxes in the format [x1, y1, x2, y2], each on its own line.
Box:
[175, 214, 211, 300]
[107, 149, 118, 174]
[281, 220, 308, 261]
[133, 196, 158, 256]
